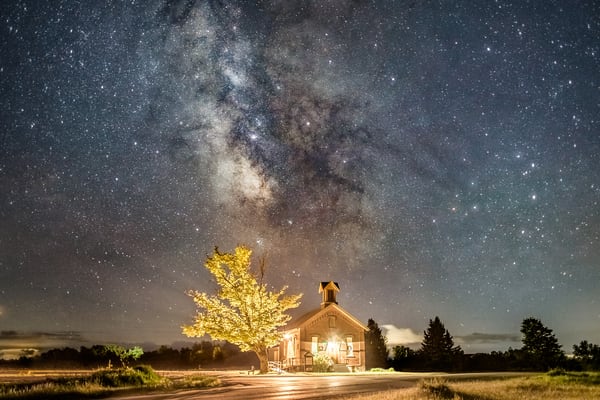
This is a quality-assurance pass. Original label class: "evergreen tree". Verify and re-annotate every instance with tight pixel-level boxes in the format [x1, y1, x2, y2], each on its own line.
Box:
[183, 245, 302, 373]
[420, 316, 462, 370]
[365, 318, 388, 369]
[520, 317, 564, 371]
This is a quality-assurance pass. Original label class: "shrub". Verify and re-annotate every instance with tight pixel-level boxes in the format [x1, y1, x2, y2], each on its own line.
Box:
[91, 365, 162, 387]
[547, 368, 568, 376]
[132, 365, 161, 382]
[312, 353, 334, 372]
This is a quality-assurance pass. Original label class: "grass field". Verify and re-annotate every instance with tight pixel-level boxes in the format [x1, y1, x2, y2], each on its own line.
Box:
[346, 370, 600, 400]
[0, 367, 221, 399]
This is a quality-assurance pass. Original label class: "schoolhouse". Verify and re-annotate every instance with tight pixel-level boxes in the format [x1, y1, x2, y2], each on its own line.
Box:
[269, 281, 368, 372]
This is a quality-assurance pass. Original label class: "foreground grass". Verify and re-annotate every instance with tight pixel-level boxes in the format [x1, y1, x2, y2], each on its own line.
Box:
[346, 371, 600, 400]
[3, 369, 599, 400]
[0, 366, 220, 399]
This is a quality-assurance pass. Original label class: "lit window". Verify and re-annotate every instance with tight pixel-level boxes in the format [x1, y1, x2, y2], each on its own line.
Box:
[287, 335, 296, 358]
[346, 336, 354, 357]
[311, 336, 318, 354]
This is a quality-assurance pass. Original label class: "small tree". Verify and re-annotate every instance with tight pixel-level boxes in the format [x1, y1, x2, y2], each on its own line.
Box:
[573, 340, 600, 370]
[391, 345, 417, 371]
[420, 316, 462, 371]
[365, 318, 389, 369]
[520, 317, 564, 371]
[103, 345, 143, 368]
[182, 245, 302, 374]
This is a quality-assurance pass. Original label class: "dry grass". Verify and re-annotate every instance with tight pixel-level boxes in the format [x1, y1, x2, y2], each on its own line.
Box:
[344, 372, 600, 400]
[0, 368, 220, 399]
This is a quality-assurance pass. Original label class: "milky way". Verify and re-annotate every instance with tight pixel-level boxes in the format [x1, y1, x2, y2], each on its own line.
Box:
[1, 0, 599, 353]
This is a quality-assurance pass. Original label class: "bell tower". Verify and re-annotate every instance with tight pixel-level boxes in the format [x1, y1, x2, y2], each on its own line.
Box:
[319, 281, 340, 308]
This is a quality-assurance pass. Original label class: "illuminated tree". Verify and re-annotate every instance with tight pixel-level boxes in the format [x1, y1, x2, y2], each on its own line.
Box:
[182, 245, 302, 374]
[520, 317, 564, 370]
[103, 345, 143, 368]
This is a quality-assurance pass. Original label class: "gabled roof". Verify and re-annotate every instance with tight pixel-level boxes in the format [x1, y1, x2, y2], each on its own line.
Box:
[319, 281, 340, 292]
[285, 303, 368, 332]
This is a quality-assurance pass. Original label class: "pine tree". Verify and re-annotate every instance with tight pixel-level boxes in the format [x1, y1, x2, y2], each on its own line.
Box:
[365, 318, 389, 369]
[420, 316, 462, 370]
[182, 246, 302, 373]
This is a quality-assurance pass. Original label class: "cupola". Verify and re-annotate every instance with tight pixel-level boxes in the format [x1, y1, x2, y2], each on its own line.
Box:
[319, 281, 340, 308]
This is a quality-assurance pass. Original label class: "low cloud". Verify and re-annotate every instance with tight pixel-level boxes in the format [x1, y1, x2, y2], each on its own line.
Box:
[381, 324, 422, 348]
[0, 331, 88, 359]
[455, 332, 521, 345]
[380, 327, 521, 353]
[454, 332, 521, 352]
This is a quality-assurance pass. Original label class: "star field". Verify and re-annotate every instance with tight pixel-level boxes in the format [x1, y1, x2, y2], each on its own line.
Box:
[0, 0, 599, 353]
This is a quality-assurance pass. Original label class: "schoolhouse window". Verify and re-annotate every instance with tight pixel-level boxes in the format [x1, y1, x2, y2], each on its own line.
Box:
[346, 336, 354, 357]
[311, 336, 318, 354]
[327, 289, 335, 302]
[287, 335, 296, 358]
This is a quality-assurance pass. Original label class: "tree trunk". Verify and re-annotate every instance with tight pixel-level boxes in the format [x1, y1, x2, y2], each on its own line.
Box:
[254, 346, 269, 374]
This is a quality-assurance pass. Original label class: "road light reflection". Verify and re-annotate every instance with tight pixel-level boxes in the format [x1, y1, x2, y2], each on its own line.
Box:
[267, 377, 345, 400]
[270, 380, 301, 400]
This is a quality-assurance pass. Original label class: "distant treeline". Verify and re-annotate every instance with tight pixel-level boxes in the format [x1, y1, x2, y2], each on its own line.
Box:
[370, 317, 600, 373]
[0, 341, 258, 370]
[3, 316, 600, 373]
[3, 341, 599, 372]
[389, 346, 600, 372]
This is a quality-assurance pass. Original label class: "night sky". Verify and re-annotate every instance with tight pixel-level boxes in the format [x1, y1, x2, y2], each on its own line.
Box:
[1, 0, 599, 357]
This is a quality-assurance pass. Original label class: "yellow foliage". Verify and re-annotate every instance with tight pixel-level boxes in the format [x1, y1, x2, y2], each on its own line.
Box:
[182, 245, 302, 354]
